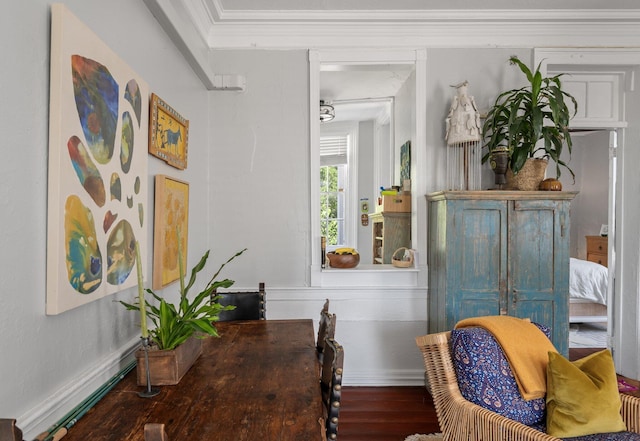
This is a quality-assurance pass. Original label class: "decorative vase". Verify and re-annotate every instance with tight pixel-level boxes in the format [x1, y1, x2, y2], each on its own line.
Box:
[506, 158, 548, 191]
[489, 148, 510, 188]
[135, 336, 202, 386]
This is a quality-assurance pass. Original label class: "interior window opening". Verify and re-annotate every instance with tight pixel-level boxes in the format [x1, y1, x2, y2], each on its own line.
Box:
[320, 132, 351, 251]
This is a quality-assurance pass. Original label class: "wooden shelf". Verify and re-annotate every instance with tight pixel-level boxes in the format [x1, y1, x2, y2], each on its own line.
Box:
[370, 212, 411, 264]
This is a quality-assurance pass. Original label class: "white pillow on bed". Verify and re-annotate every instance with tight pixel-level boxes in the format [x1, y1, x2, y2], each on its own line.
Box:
[569, 258, 608, 305]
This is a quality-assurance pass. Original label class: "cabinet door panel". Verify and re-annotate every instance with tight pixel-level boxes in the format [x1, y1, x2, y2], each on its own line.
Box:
[508, 200, 570, 354]
[448, 200, 507, 326]
[510, 204, 556, 292]
[511, 299, 555, 328]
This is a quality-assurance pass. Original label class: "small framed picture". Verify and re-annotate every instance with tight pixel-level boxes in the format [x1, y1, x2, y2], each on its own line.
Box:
[600, 224, 608, 237]
[149, 93, 189, 169]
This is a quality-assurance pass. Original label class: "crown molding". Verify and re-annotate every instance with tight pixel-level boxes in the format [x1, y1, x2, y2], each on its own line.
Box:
[145, 1, 640, 88]
[176, 4, 640, 49]
[206, 6, 640, 23]
[206, 21, 640, 49]
[206, 11, 640, 49]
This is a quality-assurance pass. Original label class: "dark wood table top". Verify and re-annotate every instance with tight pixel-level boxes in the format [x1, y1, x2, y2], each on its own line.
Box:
[63, 319, 324, 441]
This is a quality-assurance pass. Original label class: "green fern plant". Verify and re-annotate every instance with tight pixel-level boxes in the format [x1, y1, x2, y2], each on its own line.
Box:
[120, 248, 246, 350]
[481, 56, 578, 180]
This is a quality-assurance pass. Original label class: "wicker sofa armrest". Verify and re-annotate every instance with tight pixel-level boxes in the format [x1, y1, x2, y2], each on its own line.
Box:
[621, 393, 640, 433]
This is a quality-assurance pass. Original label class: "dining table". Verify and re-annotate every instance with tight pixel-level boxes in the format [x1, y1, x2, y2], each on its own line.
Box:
[60, 319, 325, 440]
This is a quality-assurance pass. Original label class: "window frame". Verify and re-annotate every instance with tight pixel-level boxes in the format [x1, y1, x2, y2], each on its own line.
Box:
[320, 122, 358, 252]
[309, 48, 427, 287]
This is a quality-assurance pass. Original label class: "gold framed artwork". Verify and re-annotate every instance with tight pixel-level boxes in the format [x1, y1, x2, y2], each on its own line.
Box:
[46, 4, 149, 315]
[153, 175, 189, 289]
[149, 93, 189, 170]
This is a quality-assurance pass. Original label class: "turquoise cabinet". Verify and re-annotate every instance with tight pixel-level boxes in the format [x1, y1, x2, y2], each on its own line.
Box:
[426, 191, 576, 356]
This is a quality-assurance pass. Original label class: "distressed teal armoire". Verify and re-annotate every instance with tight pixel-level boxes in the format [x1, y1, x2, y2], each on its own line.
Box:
[426, 191, 576, 355]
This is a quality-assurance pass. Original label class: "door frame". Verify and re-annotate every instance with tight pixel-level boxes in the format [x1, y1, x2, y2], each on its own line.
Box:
[535, 48, 640, 375]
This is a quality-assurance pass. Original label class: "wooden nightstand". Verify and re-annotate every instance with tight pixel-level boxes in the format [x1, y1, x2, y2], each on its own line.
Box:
[586, 235, 608, 267]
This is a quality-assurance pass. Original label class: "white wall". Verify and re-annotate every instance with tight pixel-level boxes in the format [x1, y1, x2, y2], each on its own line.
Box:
[207, 49, 431, 386]
[0, 1, 209, 437]
[424, 48, 533, 192]
[616, 72, 640, 380]
[207, 50, 310, 288]
[565, 131, 610, 258]
[357, 120, 375, 264]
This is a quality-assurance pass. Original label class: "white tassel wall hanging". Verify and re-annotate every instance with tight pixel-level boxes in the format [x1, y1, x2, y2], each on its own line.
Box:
[444, 81, 482, 190]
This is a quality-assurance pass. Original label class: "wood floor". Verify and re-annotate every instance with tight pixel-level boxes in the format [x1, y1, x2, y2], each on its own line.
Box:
[338, 386, 440, 441]
[337, 348, 614, 441]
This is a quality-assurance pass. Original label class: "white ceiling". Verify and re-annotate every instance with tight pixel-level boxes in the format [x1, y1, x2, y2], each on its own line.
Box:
[320, 63, 414, 123]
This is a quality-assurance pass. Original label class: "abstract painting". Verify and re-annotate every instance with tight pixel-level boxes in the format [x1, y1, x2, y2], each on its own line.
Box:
[152, 175, 189, 290]
[47, 4, 149, 314]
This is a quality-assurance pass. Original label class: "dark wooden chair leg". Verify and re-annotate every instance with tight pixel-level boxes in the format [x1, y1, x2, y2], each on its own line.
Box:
[145, 423, 168, 441]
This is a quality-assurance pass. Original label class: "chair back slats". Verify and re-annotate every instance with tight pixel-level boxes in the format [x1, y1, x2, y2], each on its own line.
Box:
[321, 337, 344, 440]
[316, 310, 336, 362]
[212, 282, 266, 321]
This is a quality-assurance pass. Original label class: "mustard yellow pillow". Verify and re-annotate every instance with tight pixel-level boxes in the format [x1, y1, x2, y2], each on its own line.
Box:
[546, 349, 626, 438]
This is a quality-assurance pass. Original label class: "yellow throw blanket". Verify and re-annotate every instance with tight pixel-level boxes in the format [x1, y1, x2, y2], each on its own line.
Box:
[455, 316, 558, 400]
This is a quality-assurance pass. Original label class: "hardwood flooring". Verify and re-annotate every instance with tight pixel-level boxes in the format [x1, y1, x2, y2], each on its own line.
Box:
[338, 386, 440, 441]
[337, 348, 623, 441]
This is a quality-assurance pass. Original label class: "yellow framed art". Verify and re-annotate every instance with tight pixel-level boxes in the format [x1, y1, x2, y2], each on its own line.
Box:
[149, 93, 189, 169]
[153, 175, 189, 289]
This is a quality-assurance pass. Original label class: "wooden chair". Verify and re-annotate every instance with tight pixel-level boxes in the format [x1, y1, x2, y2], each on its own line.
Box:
[321, 298, 330, 315]
[144, 423, 168, 441]
[0, 419, 23, 441]
[316, 299, 336, 364]
[321, 337, 344, 440]
[415, 331, 640, 441]
[212, 282, 266, 321]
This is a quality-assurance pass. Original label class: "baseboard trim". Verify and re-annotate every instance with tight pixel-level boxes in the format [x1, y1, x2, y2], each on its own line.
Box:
[19, 337, 140, 441]
[343, 368, 426, 387]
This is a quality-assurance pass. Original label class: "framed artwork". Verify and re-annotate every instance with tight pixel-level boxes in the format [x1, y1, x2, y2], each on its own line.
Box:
[46, 4, 149, 315]
[149, 93, 189, 170]
[400, 140, 411, 183]
[153, 175, 189, 289]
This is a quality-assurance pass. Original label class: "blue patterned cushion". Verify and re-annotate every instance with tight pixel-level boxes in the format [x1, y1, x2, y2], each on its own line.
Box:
[450, 323, 550, 426]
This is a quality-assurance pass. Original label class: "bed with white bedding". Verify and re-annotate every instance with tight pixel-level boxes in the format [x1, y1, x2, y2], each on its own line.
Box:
[569, 257, 608, 323]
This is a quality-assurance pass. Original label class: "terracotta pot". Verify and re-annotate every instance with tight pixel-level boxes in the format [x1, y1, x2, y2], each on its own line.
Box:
[506, 158, 548, 191]
[136, 336, 202, 386]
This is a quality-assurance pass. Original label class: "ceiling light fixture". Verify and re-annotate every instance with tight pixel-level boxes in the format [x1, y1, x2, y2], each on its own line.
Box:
[320, 100, 335, 122]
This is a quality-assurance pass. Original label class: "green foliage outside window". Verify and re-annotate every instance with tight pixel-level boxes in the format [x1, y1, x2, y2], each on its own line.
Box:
[320, 166, 339, 245]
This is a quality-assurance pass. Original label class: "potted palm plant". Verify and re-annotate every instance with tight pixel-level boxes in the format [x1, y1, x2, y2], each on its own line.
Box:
[120, 245, 246, 385]
[481, 56, 578, 190]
